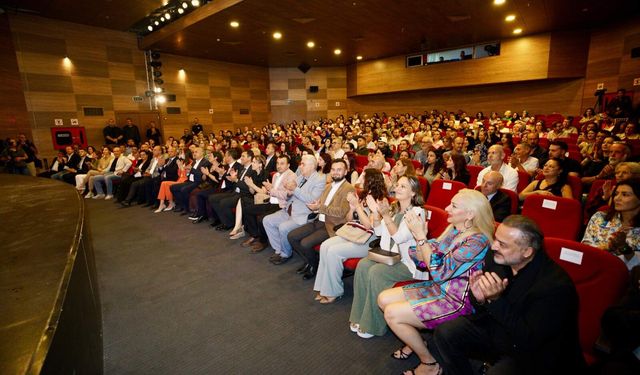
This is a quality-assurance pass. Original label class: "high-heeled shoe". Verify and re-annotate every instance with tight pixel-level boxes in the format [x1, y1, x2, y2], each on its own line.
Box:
[403, 361, 441, 375]
[154, 204, 166, 213]
[229, 230, 245, 239]
[163, 204, 175, 212]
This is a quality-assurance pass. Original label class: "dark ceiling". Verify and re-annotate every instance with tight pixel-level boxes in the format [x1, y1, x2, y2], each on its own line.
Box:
[2, 0, 640, 67]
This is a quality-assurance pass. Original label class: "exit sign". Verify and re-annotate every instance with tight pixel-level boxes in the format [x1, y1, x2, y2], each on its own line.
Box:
[132, 96, 144, 102]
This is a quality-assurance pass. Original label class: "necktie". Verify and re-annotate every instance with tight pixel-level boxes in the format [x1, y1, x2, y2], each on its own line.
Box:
[299, 178, 307, 188]
[109, 157, 119, 172]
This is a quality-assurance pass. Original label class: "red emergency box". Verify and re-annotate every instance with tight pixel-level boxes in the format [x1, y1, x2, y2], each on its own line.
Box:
[51, 127, 88, 150]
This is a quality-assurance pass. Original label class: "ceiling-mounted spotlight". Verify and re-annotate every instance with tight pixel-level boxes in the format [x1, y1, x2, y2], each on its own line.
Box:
[165, 12, 171, 20]
[151, 52, 161, 60]
[155, 95, 166, 104]
[153, 71, 163, 78]
[154, 87, 164, 93]
[182, 2, 188, 8]
[178, 8, 184, 14]
[148, 25, 153, 31]
[154, 78, 164, 85]
[191, 0, 200, 6]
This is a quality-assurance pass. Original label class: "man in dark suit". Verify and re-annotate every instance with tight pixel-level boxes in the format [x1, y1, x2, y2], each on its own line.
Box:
[263, 142, 277, 175]
[51, 146, 79, 181]
[61, 148, 91, 185]
[428, 216, 585, 374]
[170, 147, 211, 214]
[479, 171, 512, 222]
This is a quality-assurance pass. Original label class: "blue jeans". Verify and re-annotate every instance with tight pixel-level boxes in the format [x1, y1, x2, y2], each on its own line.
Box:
[93, 173, 122, 195]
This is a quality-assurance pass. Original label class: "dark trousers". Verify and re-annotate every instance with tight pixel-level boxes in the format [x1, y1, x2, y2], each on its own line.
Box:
[287, 220, 330, 268]
[145, 176, 162, 204]
[61, 172, 77, 185]
[170, 181, 199, 211]
[194, 188, 217, 217]
[116, 174, 137, 201]
[429, 317, 518, 375]
[209, 191, 240, 227]
[126, 176, 152, 203]
[242, 202, 280, 240]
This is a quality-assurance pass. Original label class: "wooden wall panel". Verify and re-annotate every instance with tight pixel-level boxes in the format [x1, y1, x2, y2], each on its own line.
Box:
[581, 16, 640, 111]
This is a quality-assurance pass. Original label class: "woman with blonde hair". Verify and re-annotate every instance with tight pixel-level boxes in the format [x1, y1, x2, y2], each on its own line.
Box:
[378, 189, 494, 375]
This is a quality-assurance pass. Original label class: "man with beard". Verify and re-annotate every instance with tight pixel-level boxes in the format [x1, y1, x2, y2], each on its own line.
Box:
[287, 159, 354, 279]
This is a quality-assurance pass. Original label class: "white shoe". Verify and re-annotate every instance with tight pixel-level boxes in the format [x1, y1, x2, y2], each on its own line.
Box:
[357, 329, 374, 339]
[154, 205, 165, 213]
[349, 323, 359, 333]
[85, 192, 93, 199]
[105, 195, 113, 200]
[93, 194, 105, 199]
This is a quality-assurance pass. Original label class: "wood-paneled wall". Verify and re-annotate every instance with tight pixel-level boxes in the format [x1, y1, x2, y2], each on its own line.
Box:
[0, 14, 30, 141]
[349, 32, 590, 96]
[581, 16, 640, 111]
[6, 13, 270, 156]
[269, 67, 347, 125]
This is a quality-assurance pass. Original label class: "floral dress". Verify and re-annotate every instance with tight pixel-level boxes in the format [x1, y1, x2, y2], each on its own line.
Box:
[582, 211, 640, 270]
[402, 229, 490, 329]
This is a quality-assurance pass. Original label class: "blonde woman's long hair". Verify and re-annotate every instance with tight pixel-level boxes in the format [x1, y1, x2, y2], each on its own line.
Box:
[438, 189, 495, 243]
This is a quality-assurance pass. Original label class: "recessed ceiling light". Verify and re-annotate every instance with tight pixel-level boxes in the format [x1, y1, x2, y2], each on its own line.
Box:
[356, 55, 363, 60]
[273, 32, 282, 39]
[148, 25, 153, 31]
[182, 2, 188, 9]
[307, 41, 315, 48]
[230, 21, 239, 28]
[334, 49, 341, 55]
[154, 20, 159, 26]
[178, 8, 184, 14]
[165, 12, 171, 20]
[191, 0, 200, 7]
[160, 16, 165, 22]
[505, 14, 516, 22]
[493, 0, 506, 5]
[513, 28, 522, 34]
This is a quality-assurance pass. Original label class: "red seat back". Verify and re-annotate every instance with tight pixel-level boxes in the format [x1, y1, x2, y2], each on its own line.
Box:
[544, 238, 629, 365]
[426, 180, 467, 210]
[521, 195, 582, 240]
[417, 176, 430, 201]
[411, 159, 422, 171]
[517, 170, 531, 193]
[355, 155, 369, 173]
[423, 204, 449, 239]
[467, 165, 484, 188]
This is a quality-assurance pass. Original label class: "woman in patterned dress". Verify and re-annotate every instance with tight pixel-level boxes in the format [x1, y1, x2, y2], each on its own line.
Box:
[378, 189, 495, 375]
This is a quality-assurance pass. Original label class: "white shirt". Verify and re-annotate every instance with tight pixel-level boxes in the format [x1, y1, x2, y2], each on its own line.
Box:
[190, 158, 203, 182]
[148, 157, 159, 176]
[520, 156, 539, 174]
[235, 165, 250, 193]
[477, 163, 519, 192]
[319, 179, 345, 222]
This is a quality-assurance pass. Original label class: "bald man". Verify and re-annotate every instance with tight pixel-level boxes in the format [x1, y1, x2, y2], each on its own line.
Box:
[476, 145, 519, 192]
[480, 171, 512, 222]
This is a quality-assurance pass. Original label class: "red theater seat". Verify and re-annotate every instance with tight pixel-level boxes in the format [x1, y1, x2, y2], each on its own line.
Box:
[355, 155, 368, 173]
[516, 170, 531, 193]
[426, 180, 466, 210]
[544, 238, 629, 365]
[417, 176, 430, 201]
[521, 195, 582, 240]
[467, 165, 483, 188]
[423, 204, 449, 239]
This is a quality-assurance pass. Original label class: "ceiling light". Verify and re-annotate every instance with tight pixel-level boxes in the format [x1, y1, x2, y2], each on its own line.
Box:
[156, 95, 166, 104]
[182, 2, 188, 8]
[513, 28, 522, 34]
[148, 25, 153, 31]
[178, 8, 184, 14]
[160, 16, 165, 22]
[273, 32, 282, 40]
[493, 0, 506, 5]
[154, 87, 163, 93]
[165, 12, 171, 20]
[334, 49, 341, 55]
[356, 55, 363, 60]
[230, 21, 239, 28]
[505, 14, 516, 22]
[154, 20, 159, 26]
[307, 41, 315, 48]
[191, 0, 200, 7]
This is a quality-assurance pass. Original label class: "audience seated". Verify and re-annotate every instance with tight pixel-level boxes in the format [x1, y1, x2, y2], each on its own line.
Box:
[518, 157, 573, 200]
[378, 189, 494, 375]
[228, 154, 268, 239]
[154, 147, 186, 212]
[479, 171, 512, 222]
[475, 145, 519, 192]
[91, 147, 132, 200]
[428, 215, 586, 374]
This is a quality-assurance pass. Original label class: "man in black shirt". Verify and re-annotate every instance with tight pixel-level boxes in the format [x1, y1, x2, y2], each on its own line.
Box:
[122, 118, 141, 145]
[103, 118, 123, 145]
[428, 216, 586, 374]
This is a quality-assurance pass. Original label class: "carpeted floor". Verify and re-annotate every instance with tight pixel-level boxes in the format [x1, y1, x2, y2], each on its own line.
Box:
[87, 198, 419, 374]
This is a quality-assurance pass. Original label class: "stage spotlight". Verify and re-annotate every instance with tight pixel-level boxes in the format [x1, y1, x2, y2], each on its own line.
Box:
[153, 71, 163, 78]
[155, 95, 166, 104]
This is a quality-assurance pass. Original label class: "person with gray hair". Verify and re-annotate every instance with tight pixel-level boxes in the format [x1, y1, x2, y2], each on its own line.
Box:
[475, 145, 519, 192]
[428, 215, 585, 374]
[262, 154, 326, 265]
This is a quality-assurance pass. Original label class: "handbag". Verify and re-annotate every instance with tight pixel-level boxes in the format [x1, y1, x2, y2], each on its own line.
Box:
[335, 222, 374, 244]
[367, 247, 401, 266]
[254, 192, 270, 205]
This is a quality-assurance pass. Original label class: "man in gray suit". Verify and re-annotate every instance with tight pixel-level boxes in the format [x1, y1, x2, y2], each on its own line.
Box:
[263, 154, 326, 265]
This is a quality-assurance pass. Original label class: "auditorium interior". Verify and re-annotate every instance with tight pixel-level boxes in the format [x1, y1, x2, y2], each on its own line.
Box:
[1, 0, 640, 374]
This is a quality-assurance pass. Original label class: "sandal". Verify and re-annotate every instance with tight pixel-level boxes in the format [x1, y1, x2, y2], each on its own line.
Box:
[403, 361, 441, 375]
[391, 346, 414, 360]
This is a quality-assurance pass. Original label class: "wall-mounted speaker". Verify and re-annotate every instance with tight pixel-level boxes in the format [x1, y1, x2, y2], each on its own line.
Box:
[631, 47, 640, 58]
[298, 62, 311, 74]
[309, 85, 319, 93]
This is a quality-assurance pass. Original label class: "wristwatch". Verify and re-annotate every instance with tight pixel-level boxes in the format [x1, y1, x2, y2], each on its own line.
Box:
[417, 238, 427, 246]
